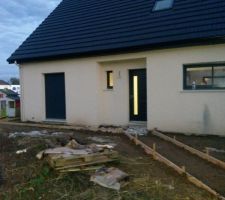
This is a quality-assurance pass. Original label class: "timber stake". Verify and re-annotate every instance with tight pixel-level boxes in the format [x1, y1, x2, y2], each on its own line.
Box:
[152, 129, 225, 171]
[125, 132, 225, 200]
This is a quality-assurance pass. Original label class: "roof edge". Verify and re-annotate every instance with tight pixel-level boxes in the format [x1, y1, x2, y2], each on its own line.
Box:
[7, 37, 225, 65]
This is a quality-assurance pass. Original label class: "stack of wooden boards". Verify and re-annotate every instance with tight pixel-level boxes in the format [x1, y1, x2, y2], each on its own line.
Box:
[36, 140, 118, 173]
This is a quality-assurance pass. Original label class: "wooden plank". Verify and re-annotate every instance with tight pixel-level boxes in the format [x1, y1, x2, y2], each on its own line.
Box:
[50, 157, 116, 168]
[186, 175, 217, 197]
[60, 165, 102, 173]
[53, 156, 118, 168]
[46, 150, 118, 169]
[152, 129, 225, 170]
[50, 150, 117, 160]
[55, 158, 117, 170]
[125, 133, 186, 174]
[125, 132, 225, 200]
[50, 152, 118, 165]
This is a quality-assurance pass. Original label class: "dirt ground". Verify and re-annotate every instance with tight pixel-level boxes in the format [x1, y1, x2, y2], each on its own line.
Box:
[164, 132, 225, 161]
[140, 133, 225, 196]
[0, 124, 220, 200]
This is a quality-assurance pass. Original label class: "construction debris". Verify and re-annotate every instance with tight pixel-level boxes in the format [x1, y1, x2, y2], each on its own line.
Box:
[155, 180, 175, 190]
[9, 131, 48, 138]
[66, 139, 81, 149]
[9, 130, 73, 139]
[90, 167, 129, 190]
[98, 126, 124, 134]
[37, 139, 119, 173]
[125, 126, 148, 136]
[88, 136, 113, 143]
[205, 147, 225, 154]
[88, 136, 117, 149]
[16, 149, 27, 154]
[96, 144, 115, 149]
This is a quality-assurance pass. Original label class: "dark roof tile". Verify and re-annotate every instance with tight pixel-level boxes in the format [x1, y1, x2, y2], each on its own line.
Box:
[0, 80, 9, 85]
[7, 0, 225, 63]
[0, 89, 19, 100]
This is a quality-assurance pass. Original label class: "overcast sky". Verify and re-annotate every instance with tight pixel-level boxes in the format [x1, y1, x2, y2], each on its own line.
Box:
[0, 0, 61, 81]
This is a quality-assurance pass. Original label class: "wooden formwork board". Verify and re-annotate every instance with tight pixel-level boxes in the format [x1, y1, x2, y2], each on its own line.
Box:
[152, 129, 225, 170]
[46, 150, 119, 172]
[0, 121, 81, 131]
[125, 133, 225, 200]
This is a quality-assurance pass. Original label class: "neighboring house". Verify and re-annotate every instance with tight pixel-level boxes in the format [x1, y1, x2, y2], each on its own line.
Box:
[9, 85, 20, 95]
[0, 81, 20, 95]
[0, 80, 10, 90]
[0, 89, 20, 118]
[7, 0, 225, 135]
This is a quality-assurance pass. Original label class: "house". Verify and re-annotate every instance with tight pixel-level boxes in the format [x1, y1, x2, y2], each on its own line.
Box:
[7, 0, 225, 135]
[0, 89, 20, 118]
[0, 80, 10, 90]
[9, 85, 21, 95]
[0, 80, 20, 95]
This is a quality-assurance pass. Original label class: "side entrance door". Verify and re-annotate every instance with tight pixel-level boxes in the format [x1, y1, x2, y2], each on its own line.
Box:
[129, 69, 147, 121]
[8, 101, 15, 117]
[45, 73, 66, 120]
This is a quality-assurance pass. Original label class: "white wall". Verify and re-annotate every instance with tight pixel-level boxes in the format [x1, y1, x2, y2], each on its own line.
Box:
[20, 59, 100, 126]
[147, 44, 225, 135]
[99, 58, 146, 126]
[0, 85, 10, 90]
[20, 44, 225, 135]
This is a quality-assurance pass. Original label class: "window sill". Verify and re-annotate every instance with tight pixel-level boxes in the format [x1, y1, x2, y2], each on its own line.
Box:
[180, 90, 225, 93]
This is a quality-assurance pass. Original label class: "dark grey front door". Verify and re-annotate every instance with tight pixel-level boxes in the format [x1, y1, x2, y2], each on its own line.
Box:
[129, 69, 147, 121]
[45, 73, 66, 120]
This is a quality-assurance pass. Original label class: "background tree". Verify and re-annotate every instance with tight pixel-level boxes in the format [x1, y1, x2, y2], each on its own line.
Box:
[9, 77, 20, 85]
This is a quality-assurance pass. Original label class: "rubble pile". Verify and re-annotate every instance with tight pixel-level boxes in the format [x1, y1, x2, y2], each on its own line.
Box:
[37, 139, 119, 173]
[91, 167, 129, 190]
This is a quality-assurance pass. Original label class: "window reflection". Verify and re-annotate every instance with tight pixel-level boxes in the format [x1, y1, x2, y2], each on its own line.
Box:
[184, 65, 225, 89]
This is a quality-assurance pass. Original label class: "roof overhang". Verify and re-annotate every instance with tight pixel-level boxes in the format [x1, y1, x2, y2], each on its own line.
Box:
[7, 36, 225, 65]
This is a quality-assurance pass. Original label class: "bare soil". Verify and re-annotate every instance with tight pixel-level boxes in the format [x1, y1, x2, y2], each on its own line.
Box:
[164, 132, 225, 161]
[0, 124, 219, 200]
[140, 133, 225, 196]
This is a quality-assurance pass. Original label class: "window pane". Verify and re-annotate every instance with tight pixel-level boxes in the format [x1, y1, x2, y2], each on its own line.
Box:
[1, 101, 6, 109]
[213, 66, 225, 88]
[109, 72, 113, 87]
[107, 71, 113, 89]
[153, 0, 174, 11]
[133, 76, 138, 116]
[9, 101, 15, 108]
[186, 67, 212, 87]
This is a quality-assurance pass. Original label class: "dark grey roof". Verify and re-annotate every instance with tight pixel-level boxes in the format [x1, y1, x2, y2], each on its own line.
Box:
[0, 89, 20, 100]
[7, 0, 225, 64]
[0, 80, 9, 85]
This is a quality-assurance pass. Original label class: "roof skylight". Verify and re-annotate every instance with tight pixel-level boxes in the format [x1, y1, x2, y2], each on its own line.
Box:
[153, 0, 174, 11]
